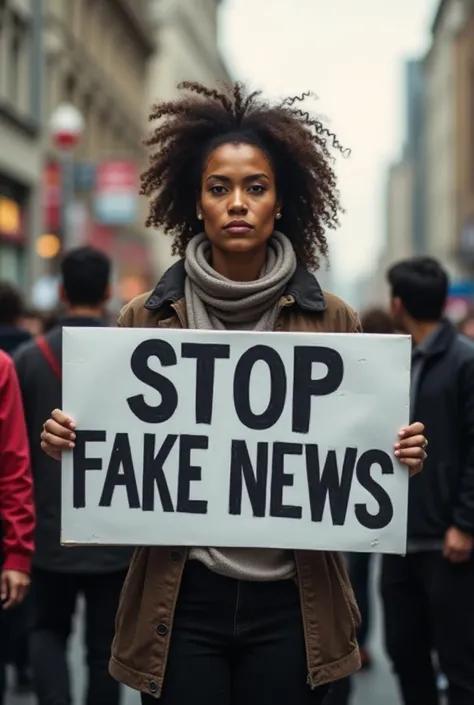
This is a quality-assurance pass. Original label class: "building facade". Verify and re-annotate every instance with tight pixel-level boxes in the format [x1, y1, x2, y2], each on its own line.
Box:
[361, 59, 423, 310]
[40, 0, 156, 306]
[423, 0, 468, 278]
[0, 0, 44, 288]
[146, 0, 231, 277]
[455, 2, 474, 268]
[405, 59, 426, 256]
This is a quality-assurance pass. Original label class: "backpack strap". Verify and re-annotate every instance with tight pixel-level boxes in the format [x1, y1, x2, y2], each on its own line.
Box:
[36, 335, 62, 380]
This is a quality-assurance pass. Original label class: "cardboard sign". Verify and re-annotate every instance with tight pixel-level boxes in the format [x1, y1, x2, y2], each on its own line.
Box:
[61, 328, 410, 554]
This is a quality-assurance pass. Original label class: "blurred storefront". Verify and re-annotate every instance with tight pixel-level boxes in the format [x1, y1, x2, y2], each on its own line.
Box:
[31, 0, 157, 308]
[445, 280, 474, 321]
[0, 181, 28, 286]
[0, 0, 44, 289]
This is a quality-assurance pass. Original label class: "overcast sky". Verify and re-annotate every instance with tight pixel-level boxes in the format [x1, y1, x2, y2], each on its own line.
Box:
[220, 0, 437, 291]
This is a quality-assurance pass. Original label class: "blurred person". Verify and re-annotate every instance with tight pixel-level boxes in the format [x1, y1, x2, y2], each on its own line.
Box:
[40, 82, 427, 705]
[383, 257, 474, 705]
[360, 307, 395, 336]
[458, 311, 474, 340]
[20, 307, 45, 337]
[14, 247, 132, 705]
[42, 311, 60, 333]
[0, 283, 34, 693]
[0, 351, 35, 705]
[0, 282, 31, 355]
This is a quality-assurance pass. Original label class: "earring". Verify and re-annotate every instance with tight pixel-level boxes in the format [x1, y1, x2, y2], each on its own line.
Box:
[276, 212, 282, 220]
[197, 214, 203, 220]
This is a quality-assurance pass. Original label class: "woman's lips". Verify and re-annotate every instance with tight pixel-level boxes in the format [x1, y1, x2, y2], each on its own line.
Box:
[224, 225, 254, 234]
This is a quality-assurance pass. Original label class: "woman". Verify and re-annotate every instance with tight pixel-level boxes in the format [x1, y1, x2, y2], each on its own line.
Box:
[40, 82, 427, 705]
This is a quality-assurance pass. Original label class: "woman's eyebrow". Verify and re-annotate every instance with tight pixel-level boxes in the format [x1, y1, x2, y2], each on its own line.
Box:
[205, 173, 270, 182]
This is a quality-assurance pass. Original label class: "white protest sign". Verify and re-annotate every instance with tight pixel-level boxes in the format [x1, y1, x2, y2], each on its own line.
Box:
[61, 327, 411, 554]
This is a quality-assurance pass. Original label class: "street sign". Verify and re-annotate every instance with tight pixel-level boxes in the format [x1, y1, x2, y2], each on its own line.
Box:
[94, 160, 139, 225]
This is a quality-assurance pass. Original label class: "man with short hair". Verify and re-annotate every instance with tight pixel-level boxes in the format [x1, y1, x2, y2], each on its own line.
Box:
[0, 282, 31, 354]
[383, 256, 474, 705]
[14, 247, 131, 705]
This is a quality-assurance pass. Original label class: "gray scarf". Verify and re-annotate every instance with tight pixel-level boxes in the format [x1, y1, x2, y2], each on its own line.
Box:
[184, 231, 297, 331]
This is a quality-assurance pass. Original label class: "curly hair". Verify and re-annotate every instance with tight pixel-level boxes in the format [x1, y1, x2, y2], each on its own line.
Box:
[141, 81, 349, 270]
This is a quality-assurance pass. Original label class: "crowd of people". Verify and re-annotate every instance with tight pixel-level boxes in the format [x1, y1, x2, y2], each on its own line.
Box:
[0, 81, 471, 705]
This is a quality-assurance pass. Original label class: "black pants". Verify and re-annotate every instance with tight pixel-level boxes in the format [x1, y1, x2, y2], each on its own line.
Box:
[4, 590, 32, 673]
[0, 608, 5, 705]
[382, 552, 474, 705]
[141, 561, 331, 705]
[348, 552, 372, 648]
[30, 567, 127, 705]
[324, 677, 352, 705]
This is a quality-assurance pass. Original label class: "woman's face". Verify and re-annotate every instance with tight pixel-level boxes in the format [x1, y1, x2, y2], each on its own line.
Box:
[199, 142, 280, 257]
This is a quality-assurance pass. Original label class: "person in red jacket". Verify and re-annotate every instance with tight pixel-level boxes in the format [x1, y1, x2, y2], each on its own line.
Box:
[0, 349, 35, 705]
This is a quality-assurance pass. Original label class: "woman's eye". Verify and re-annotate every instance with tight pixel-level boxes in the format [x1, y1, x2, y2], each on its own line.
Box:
[249, 184, 266, 194]
[210, 185, 227, 194]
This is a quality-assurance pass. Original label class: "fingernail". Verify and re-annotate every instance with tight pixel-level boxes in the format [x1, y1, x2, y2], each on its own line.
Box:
[395, 450, 401, 456]
[399, 430, 405, 437]
[69, 442, 75, 449]
[69, 422, 76, 430]
[394, 443, 400, 449]
[70, 433, 76, 440]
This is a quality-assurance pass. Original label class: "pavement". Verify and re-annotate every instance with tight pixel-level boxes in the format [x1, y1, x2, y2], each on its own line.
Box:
[5, 556, 401, 705]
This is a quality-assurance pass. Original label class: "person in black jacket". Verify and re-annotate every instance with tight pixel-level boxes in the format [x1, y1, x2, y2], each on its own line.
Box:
[383, 257, 474, 705]
[14, 247, 132, 705]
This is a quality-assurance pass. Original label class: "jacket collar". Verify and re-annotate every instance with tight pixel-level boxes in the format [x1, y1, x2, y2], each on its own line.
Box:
[420, 318, 457, 359]
[144, 259, 327, 313]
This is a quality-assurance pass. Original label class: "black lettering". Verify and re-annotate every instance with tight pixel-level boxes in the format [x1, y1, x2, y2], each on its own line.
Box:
[355, 449, 394, 529]
[305, 445, 357, 525]
[270, 442, 303, 519]
[181, 343, 230, 424]
[127, 339, 178, 423]
[142, 434, 177, 512]
[292, 347, 344, 433]
[99, 433, 140, 508]
[233, 346, 286, 430]
[229, 440, 268, 517]
[73, 430, 106, 508]
[176, 435, 209, 514]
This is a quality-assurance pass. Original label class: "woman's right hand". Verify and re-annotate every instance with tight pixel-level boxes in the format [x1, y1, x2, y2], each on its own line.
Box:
[41, 409, 76, 462]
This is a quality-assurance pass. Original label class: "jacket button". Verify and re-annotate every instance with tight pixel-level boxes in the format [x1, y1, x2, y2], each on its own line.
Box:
[170, 550, 182, 561]
[156, 623, 168, 636]
[149, 680, 158, 693]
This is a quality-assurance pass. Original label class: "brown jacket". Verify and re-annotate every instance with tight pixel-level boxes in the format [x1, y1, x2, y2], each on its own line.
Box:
[109, 261, 362, 698]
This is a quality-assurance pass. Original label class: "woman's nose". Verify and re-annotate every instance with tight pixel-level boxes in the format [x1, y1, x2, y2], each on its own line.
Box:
[228, 190, 248, 213]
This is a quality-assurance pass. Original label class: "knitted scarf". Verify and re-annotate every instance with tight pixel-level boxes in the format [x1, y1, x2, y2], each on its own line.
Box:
[184, 231, 297, 331]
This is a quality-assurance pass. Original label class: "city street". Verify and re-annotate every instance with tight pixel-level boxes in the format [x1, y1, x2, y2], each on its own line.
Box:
[5, 557, 401, 705]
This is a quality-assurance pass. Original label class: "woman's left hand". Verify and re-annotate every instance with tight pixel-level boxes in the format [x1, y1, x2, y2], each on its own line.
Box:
[394, 421, 427, 477]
